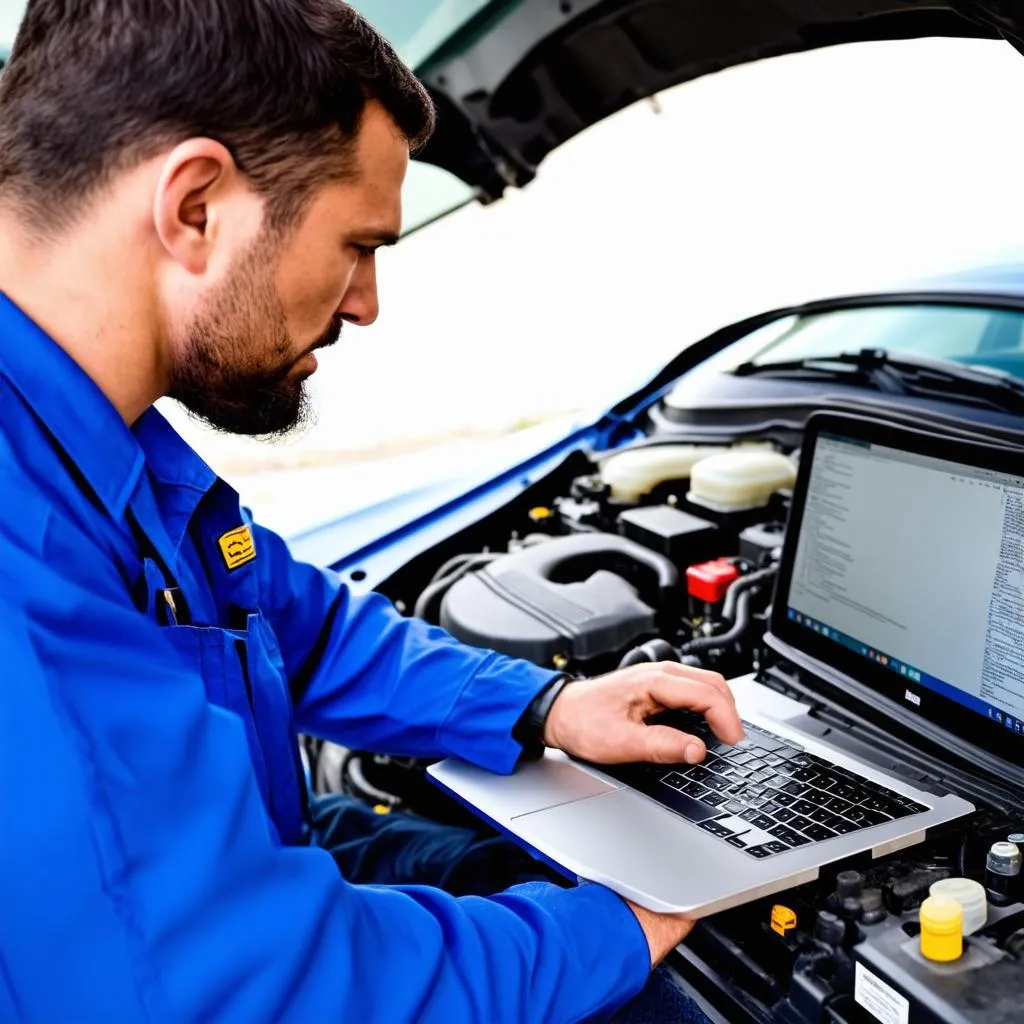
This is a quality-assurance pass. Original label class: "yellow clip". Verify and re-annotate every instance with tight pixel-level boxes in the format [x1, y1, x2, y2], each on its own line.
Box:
[771, 905, 797, 937]
[528, 507, 554, 521]
[373, 804, 391, 815]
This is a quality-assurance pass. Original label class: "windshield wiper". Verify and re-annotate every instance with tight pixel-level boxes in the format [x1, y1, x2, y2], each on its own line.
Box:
[732, 348, 1024, 413]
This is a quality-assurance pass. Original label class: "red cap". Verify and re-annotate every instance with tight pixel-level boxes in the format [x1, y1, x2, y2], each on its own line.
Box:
[686, 559, 740, 604]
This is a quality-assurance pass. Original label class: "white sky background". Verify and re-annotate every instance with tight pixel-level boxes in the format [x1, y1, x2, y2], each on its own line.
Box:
[164, 38, 1024, 485]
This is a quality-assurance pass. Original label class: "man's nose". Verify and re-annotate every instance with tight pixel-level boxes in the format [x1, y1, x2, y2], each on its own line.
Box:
[339, 256, 380, 327]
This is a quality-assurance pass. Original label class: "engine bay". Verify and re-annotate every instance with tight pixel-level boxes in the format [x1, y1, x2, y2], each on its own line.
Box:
[306, 430, 1024, 1024]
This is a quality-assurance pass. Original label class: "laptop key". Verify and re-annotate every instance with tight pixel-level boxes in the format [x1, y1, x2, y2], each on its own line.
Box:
[768, 825, 806, 847]
[773, 807, 795, 823]
[826, 796, 853, 814]
[701, 793, 728, 808]
[845, 806, 887, 826]
[688, 766, 712, 782]
[809, 808, 842, 827]
[792, 800, 818, 816]
[804, 824, 837, 842]
[775, 745, 802, 759]
[698, 819, 735, 838]
[726, 835, 747, 849]
[751, 814, 775, 830]
[764, 841, 790, 854]
[773, 792, 796, 807]
[681, 781, 707, 798]
[831, 820, 859, 835]
[761, 801, 782, 816]
[860, 795, 901, 814]
[707, 760, 733, 776]
[740, 807, 762, 823]
[661, 772, 688, 790]
[789, 815, 814, 832]
[804, 790, 833, 807]
[703, 777, 732, 792]
[830, 782, 867, 802]
[724, 800, 746, 815]
[781, 781, 808, 797]
[726, 751, 756, 765]
[745, 844, 779, 859]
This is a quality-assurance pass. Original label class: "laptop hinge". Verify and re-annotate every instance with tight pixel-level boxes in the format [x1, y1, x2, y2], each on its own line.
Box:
[762, 634, 1024, 814]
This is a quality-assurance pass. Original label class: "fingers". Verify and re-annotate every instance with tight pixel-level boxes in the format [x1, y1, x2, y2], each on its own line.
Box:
[631, 663, 745, 746]
[655, 661, 738, 709]
[637, 724, 708, 765]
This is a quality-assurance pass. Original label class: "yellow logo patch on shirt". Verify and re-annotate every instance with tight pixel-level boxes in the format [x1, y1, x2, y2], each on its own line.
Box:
[218, 525, 256, 571]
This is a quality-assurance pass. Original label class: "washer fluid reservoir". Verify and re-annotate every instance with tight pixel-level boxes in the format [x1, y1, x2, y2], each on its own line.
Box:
[688, 450, 797, 511]
[601, 445, 762, 502]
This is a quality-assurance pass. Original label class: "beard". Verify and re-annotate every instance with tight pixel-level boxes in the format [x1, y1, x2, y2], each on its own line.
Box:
[169, 235, 342, 439]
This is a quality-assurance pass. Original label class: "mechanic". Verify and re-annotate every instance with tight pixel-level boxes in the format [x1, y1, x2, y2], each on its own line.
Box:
[0, 3, 743, 1022]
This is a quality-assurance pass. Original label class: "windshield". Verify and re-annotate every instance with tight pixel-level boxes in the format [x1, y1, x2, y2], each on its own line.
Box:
[706, 304, 1024, 383]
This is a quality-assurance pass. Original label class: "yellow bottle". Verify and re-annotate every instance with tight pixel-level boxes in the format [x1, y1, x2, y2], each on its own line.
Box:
[919, 895, 963, 963]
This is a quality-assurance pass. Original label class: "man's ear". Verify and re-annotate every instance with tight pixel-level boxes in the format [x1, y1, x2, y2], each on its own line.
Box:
[152, 139, 240, 275]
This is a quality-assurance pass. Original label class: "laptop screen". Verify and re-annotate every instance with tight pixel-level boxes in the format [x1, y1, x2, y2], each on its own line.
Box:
[774, 415, 1024, 760]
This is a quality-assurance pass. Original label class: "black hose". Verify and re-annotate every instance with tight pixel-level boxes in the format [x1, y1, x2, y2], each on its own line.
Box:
[414, 554, 499, 623]
[721, 565, 777, 624]
[431, 551, 501, 584]
[681, 589, 754, 656]
[618, 638, 681, 668]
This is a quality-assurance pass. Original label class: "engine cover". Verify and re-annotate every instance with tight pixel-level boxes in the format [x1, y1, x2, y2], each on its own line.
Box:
[439, 534, 678, 666]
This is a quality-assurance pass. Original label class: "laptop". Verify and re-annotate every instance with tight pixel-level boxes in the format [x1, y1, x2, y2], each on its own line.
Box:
[428, 411, 1024, 915]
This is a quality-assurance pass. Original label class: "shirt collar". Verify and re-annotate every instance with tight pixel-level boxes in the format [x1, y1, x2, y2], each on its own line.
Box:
[0, 292, 145, 519]
[0, 293, 217, 523]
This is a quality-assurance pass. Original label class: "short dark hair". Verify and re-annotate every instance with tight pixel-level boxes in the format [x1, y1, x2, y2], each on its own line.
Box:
[0, 0, 436, 233]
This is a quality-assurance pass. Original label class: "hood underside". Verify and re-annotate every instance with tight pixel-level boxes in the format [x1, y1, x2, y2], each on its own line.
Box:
[416, 0, 1024, 199]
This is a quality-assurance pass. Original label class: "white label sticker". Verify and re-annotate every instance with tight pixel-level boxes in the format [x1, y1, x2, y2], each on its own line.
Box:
[854, 962, 910, 1024]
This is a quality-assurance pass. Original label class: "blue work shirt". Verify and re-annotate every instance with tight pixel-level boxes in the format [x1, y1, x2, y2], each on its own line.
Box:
[0, 294, 649, 1023]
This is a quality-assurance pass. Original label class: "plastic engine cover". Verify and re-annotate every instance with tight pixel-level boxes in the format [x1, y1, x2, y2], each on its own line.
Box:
[439, 534, 678, 666]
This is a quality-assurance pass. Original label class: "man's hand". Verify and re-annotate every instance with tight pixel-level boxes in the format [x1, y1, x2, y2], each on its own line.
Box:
[542, 662, 744, 765]
[624, 899, 697, 965]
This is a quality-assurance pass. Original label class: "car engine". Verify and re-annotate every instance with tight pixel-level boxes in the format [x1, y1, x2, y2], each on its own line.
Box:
[307, 434, 1024, 1024]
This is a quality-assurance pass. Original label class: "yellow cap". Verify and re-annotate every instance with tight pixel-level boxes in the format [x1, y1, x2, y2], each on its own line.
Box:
[770, 905, 797, 937]
[919, 895, 963, 962]
[528, 507, 554, 521]
[372, 804, 392, 815]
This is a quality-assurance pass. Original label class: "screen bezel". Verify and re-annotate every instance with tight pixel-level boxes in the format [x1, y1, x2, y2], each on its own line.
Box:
[771, 411, 1024, 766]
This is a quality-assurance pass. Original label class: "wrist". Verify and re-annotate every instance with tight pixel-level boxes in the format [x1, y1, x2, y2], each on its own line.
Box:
[512, 673, 574, 757]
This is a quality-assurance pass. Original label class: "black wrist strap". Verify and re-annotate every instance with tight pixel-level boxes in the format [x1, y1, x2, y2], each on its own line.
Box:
[512, 674, 574, 761]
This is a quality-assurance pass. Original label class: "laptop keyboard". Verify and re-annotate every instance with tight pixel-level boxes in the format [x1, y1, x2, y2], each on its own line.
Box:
[598, 715, 930, 860]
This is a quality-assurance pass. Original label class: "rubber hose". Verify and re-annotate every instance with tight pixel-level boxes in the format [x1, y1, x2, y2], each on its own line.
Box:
[722, 565, 778, 624]
[431, 551, 501, 584]
[414, 555, 500, 623]
[618, 638, 681, 668]
[681, 589, 754, 656]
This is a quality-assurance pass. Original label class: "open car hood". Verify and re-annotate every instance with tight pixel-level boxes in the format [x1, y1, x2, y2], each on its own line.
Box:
[416, 0, 1024, 199]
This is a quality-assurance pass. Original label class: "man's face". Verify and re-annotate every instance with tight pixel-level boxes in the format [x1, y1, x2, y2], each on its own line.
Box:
[169, 102, 408, 437]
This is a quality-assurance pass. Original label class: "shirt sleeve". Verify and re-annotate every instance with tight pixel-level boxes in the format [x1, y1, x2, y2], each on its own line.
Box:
[0, 521, 650, 1024]
[251, 521, 560, 774]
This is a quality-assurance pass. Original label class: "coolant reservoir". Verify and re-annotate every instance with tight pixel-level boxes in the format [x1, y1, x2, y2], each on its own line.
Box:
[688, 450, 797, 511]
[601, 445, 727, 502]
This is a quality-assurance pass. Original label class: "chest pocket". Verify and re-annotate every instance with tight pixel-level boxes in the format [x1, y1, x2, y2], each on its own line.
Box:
[136, 556, 306, 846]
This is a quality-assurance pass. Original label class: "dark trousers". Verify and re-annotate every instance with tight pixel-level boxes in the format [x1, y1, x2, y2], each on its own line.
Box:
[308, 793, 711, 1024]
